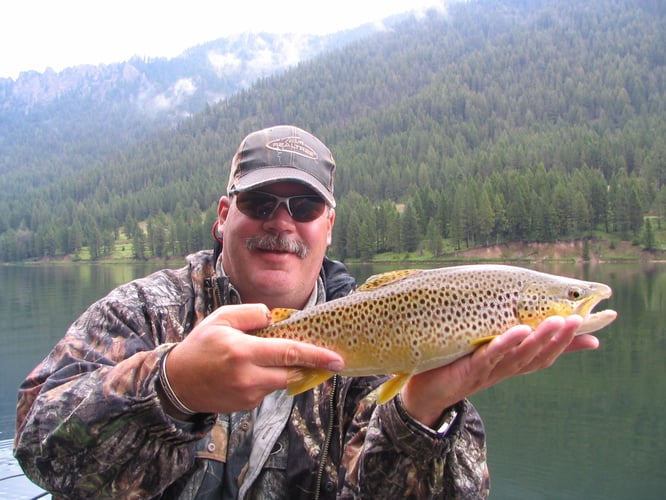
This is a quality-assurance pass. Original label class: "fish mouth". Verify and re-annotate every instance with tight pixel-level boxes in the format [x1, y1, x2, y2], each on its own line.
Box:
[574, 283, 617, 334]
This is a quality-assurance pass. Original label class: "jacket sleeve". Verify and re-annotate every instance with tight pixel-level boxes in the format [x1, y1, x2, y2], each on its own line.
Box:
[338, 379, 490, 499]
[13, 268, 215, 498]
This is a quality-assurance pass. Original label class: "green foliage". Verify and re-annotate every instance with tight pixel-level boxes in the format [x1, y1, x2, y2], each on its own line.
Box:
[426, 218, 443, 257]
[642, 218, 656, 251]
[1, 0, 665, 261]
[582, 239, 591, 261]
[400, 204, 420, 253]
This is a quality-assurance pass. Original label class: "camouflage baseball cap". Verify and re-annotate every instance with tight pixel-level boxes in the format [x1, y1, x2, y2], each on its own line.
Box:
[226, 125, 336, 207]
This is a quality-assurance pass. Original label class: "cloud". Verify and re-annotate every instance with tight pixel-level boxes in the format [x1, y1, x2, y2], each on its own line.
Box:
[149, 77, 198, 113]
[207, 51, 243, 76]
[1, 0, 453, 79]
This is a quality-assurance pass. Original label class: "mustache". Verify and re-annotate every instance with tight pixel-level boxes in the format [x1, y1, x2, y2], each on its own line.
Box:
[245, 234, 309, 259]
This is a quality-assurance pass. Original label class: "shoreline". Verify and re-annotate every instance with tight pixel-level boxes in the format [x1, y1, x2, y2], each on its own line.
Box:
[7, 240, 666, 266]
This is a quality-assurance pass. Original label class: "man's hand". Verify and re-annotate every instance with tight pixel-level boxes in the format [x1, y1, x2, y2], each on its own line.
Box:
[400, 315, 600, 427]
[162, 304, 345, 415]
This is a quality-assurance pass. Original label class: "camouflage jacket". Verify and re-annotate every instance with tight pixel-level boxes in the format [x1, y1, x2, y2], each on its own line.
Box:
[14, 250, 490, 499]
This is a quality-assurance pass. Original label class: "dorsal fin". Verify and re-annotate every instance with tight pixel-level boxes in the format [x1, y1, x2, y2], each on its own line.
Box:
[356, 269, 424, 291]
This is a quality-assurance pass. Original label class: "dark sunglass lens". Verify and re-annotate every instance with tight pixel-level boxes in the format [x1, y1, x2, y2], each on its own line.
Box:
[289, 197, 325, 222]
[236, 191, 325, 221]
[236, 192, 277, 219]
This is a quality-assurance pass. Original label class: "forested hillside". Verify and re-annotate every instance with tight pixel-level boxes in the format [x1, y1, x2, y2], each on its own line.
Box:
[1, 0, 664, 262]
[0, 27, 380, 186]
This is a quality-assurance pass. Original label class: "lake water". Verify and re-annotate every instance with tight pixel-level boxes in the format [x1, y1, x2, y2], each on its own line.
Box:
[1, 260, 665, 499]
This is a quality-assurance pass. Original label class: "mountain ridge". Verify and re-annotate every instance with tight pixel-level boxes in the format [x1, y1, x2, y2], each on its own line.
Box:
[1, 0, 664, 262]
[0, 18, 406, 182]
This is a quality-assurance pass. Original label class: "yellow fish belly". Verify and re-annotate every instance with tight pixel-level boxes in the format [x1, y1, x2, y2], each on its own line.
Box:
[253, 265, 617, 403]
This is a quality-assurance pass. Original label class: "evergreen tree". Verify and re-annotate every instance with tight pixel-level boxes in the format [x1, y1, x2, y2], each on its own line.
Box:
[642, 218, 655, 251]
[449, 190, 466, 251]
[426, 217, 443, 257]
[102, 231, 115, 257]
[359, 220, 375, 261]
[69, 219, 84, 254]
[40, 227, 58, 257]
[133, 226, 147, 259]
[2, 0, 665, 261]
[88, 227, 102, 260]
[345, 210, 361, 259]
[655, 186, 666, 230]
[124, 215, 139, 240]
[477, 186, 495, 246]
[400, 204, 419, 252]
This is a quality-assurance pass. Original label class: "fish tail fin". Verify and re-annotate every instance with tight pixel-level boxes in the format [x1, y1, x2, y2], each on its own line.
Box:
[376, 372, 411, 404]
[286, 368, 334, 396]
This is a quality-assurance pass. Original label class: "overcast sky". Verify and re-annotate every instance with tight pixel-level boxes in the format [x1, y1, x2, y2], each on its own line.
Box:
[0, 0, 448, 79]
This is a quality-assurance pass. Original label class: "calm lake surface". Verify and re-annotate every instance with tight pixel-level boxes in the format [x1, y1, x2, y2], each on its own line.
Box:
[1, 260, 665, 499]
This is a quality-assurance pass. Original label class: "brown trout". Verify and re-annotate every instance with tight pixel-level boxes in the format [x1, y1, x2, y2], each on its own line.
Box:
[252, 265, 617, 403]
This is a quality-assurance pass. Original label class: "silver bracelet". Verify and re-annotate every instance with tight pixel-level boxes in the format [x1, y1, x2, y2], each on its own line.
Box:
[394, 394, 458, 436]
[158, 346, 197, 416]
[436, 407, 458, 435]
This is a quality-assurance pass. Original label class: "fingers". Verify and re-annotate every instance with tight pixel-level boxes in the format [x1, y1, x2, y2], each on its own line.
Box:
[191, 303, 344, 373]
[402, 315, 599, 426]
[482, 315, 585, 377]
[477, 324, 532, 366]
[449, 315, 589, 392]
[164, 303, 345, 414]
[565, 333, 600, 352]
[250, 336, 344, 372]
[516, 315, 582, 372]
[201, 303, 272, 331]
[204, 305, 344, 371]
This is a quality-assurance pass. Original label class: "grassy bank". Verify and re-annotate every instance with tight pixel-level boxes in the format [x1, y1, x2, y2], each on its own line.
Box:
[31, 231, 664, 266]
[362, 240, 665, 264]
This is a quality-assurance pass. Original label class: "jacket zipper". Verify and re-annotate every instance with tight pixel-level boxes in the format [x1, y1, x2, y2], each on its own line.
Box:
[314, 375, 338, 500]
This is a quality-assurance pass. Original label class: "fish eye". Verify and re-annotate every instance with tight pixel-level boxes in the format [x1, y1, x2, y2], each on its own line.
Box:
[568, 286, 585, 300]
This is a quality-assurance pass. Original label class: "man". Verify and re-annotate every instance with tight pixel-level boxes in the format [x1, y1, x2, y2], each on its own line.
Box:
[14, 125, 598, 498]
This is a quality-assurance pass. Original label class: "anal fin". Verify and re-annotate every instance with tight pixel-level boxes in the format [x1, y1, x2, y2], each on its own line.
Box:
[376, 372, 412, 405]
[286, 368, 334, 396]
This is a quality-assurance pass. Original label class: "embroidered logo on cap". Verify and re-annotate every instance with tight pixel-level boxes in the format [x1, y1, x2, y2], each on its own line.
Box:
[266, 136, 319, 160]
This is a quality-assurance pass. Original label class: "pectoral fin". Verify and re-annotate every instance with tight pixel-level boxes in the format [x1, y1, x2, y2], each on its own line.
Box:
[286, 368, 334, 396]
[376, 372, 412, 404]
[470, 335, 497, 347]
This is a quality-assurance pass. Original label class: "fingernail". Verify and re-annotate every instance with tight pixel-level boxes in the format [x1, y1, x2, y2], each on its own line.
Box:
[328, 361, 344, 372]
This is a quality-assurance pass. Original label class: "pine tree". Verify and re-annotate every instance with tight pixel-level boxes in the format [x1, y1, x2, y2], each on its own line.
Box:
[642, 218, 655, 251]
[426, 218, 442, 257]
[133, 226, 147, 260]
[400, 204, 419, 253]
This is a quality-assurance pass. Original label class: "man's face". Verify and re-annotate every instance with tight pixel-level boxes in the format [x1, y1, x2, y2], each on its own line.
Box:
[218, 181, 335, 309]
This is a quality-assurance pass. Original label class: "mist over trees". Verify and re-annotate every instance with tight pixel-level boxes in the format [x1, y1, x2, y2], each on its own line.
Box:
[1, 0, 665, 261]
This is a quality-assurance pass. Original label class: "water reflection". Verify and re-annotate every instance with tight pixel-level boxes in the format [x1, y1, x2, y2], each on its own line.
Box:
[348, 261, 666, 499]
[1, 261, 665, 499]
[0, 262, 177, 439]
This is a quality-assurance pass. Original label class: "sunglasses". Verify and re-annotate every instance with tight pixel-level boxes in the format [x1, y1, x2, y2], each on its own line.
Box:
[233, 190, 327, 222]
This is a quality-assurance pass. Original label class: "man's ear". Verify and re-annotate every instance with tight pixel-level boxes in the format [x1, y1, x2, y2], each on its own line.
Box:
[326, 209, 335, 246]
[218, 196, 231, 224]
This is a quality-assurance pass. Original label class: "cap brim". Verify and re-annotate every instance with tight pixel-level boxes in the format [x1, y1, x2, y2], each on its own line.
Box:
[230, 167, 336, 207]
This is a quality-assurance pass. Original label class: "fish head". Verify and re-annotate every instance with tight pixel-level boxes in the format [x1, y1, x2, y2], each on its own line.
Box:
[516, 273, 617, 334]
